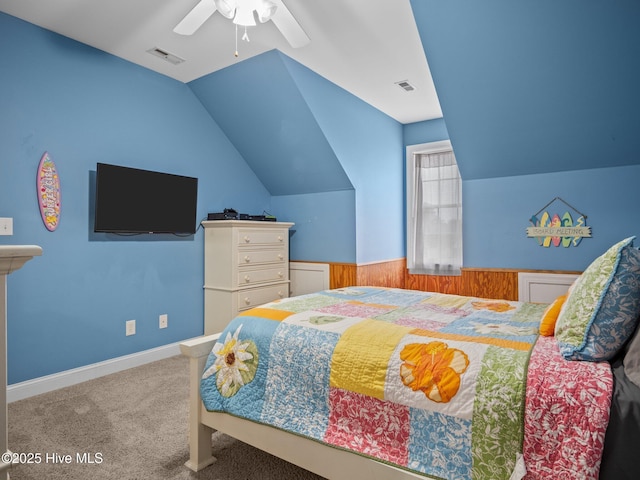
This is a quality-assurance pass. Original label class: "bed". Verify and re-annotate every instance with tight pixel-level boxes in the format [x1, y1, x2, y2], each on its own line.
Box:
[180, 237, 640, 480]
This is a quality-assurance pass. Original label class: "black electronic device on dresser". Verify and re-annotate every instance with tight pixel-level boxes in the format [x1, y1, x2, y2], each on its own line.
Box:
[207, 209, 276, 221]
[207, 208, 239, 220]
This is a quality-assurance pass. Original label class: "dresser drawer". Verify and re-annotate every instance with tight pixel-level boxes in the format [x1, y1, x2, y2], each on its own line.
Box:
[237, 284, 288, 311]
[237, 248, 286, 266]
[237, 266, 287, 287]
[237, 228, 288, 246]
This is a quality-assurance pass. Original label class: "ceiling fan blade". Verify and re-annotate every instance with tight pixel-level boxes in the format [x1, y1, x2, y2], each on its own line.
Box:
[270, 0, 310, 48]
[173, 0, 218, 36]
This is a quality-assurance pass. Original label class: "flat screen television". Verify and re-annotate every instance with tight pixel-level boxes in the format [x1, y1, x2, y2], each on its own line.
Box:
[94, 163, 198, 234]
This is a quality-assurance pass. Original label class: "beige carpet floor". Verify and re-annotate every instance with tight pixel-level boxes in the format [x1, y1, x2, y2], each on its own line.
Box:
[7, 355, 326, 480]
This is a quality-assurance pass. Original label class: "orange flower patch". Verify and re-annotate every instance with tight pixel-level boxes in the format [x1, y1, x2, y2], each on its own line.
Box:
[471, 300, 516, 312]
[399, 341, 470, 403]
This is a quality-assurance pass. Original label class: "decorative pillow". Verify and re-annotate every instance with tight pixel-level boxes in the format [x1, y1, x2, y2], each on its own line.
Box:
[539, 294, 567, 336]
[555, 237, 640, 361]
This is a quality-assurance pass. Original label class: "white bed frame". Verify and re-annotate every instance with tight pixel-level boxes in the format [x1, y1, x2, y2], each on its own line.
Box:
[180, 334, 426, 479]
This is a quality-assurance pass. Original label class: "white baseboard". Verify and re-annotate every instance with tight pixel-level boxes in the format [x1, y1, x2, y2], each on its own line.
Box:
[7, 341, 186, 403]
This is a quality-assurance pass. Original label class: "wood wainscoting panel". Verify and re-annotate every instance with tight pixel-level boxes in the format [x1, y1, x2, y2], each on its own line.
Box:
[320, 259, 579, 301]
[404, 272, 464, 295]
[405, 269, 518, 300]
[329, 263, 357, 289]
[405, 268, 580, 301]
[357, 259, 405, 288]
[329, 260, 405, 289]
[461, 268, 519, 300]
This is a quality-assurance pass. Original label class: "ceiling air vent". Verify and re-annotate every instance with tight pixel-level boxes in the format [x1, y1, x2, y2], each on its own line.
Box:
[146, 47, 185, 65]
[395, 80, 415, 92]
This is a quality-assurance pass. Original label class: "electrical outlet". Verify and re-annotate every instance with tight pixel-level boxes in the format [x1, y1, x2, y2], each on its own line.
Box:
[159, 314, 168, 329]
[126, 319, 136, 336]
[0, 218, 13, 236]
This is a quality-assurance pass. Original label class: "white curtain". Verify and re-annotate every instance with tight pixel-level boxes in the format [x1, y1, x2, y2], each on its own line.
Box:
[408, 150, 462, 275]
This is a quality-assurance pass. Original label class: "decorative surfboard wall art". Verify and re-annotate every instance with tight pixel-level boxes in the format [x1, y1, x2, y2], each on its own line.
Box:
[527, 197, 590, 247]
[37, 151, 61, 231]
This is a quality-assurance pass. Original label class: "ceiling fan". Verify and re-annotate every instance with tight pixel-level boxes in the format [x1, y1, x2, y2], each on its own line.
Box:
[173, 0, 310, 49]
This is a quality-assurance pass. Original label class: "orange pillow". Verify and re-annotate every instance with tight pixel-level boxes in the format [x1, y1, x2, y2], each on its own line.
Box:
[539, 294, 567, 336]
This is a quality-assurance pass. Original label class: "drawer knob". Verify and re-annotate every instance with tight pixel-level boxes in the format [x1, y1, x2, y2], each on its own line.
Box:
[244, 275, 251, 283]
[278, 291, 285, 298]
[244, 255, 251, 263]
[244, 297, 251, 305]
[277, 235, 283, 242]
[278, 271, 284, 278]
[277, 254, 283, 260]
[244, 236, 251, 243]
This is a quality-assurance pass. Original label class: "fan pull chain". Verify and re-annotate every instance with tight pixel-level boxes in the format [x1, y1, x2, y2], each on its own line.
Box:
[234, 25, 251, 57]
[235, 23, 239, 57]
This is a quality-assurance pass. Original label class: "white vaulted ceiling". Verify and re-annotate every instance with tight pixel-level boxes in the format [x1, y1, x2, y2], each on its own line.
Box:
[0, 0, 442, 124]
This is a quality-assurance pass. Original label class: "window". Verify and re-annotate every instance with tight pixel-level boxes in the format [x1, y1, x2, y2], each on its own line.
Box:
[406, 140, 462, 275]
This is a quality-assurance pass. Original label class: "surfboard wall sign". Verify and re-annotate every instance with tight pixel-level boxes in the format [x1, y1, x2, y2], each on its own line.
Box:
[527, 211, 591, 247]
[527, 197, 590, 247]
[37, 151, 61, 232]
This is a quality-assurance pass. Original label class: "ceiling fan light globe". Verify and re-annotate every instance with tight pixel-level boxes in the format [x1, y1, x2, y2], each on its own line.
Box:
[214, 0, 237, 19]
[257, 0, 277, 23]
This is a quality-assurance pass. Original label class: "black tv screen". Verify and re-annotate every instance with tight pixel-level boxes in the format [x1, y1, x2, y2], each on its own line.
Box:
[94, 163, 198, 234]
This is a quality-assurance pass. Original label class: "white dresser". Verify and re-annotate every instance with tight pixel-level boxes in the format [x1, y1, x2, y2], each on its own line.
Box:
[202, 220, 294, 334]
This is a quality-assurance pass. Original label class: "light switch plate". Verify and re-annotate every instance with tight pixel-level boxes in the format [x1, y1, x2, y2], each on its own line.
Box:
[0, 218, 13, 236]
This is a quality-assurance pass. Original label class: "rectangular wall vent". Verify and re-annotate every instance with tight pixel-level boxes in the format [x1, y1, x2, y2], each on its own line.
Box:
[146, 47, 185, 65]
[395, 80, 415, 92]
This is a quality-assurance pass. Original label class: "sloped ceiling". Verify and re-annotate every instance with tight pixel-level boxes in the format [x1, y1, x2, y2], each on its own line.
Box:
[410, 0, 640, 180]
[191, 1, 640, 189]
[189, 50, 353, 196]
[0, 0, 441, 125]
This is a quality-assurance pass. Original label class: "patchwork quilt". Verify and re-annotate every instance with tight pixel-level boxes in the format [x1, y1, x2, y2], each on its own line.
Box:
[200, 287, 613, 480]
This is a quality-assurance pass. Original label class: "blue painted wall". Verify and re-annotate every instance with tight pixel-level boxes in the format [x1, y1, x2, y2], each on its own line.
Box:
[0, 13, 271, 383]
[272, 190, 356, 263]
[407, 123, 640, 271]
[188, 51, 357, 263]
[463, 166, 640, 270]
[410, 0, 640, 179]
[188, 51, 353, 196]
[190, 51, 405, 264]
[405, 120, 640, 271]
[407, 0, 640, 270]
[278, 55, 405, 264]
[403, 118, 449, 147]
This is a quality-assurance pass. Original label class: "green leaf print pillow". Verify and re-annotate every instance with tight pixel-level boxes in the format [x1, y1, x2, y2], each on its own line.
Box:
[555, 237, 640, 361]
